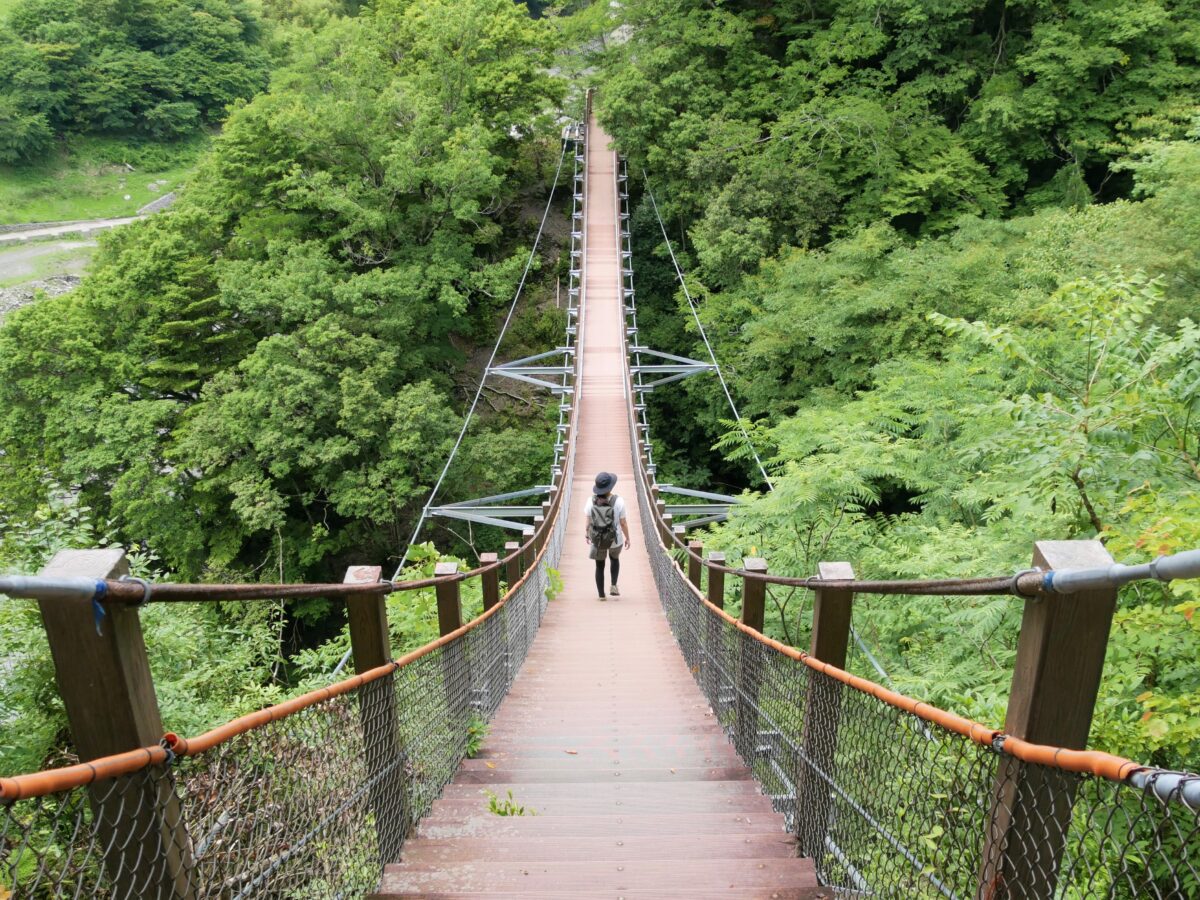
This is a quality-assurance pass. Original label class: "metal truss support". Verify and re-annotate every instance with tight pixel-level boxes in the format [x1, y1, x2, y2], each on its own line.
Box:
[657, 484, 740, 529]
[629, 345, 717, 390]
[489, 347, 575, 393]
[429, 485, 555, 533]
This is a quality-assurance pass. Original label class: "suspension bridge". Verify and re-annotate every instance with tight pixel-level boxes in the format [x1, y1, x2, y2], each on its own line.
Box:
[1, 100, 1199, 899]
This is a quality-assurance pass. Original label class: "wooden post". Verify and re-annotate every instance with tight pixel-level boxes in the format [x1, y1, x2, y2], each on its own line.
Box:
[434, 561, 470, 727]
[345, 566, 389, 670]
[434, 561, 462, 637]
[797, 562, 855, 861]
[533, 514, 546, 552]
[479, 553, 501, 611]
[343, 565, 405, 864]
[660, 512, 673, 547]
[687, 541, 703, 591]
[502, 542, 520, 682]
[477, 553, 502, 714]
[504, 541, 521, 588]
[735, 558, 768, 757]
[37, 549, 195, 898]
[707, 553, 726, 610]
[740, 557, 768, 632]
[521, 527, 535, 573]
[703, 551, 725, 710]
[979, 541, 1118, 899]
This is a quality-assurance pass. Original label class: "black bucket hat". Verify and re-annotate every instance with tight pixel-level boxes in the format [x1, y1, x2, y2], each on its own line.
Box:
[593, 471, 617, 495]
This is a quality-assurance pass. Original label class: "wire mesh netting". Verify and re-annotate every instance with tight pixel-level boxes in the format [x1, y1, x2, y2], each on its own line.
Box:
[0, 502, 565, 899]
[631, 463, 1200, 899]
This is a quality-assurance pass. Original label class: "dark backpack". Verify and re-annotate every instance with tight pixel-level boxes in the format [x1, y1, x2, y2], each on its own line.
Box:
[589, 497, 618, 548]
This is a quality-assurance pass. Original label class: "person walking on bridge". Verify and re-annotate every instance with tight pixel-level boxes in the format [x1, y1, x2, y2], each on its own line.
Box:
[584, 471, 631, 600]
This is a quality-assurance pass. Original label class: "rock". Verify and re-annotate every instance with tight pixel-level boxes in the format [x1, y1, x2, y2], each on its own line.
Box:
[0, 276, 81, 321]
[138, 192, 177, 215]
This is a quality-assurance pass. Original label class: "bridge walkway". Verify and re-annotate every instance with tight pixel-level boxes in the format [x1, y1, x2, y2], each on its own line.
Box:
[371, 116, 819, 897]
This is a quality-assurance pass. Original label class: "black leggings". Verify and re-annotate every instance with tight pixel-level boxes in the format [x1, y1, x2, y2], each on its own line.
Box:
[595, 556, 620, 596]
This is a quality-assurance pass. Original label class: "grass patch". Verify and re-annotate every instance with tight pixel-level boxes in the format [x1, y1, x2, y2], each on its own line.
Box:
[0, 134, 208, 225]
[0, 0, 21, 21]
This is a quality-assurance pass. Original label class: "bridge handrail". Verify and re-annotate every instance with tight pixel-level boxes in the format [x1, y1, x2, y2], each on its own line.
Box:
[620, 151, 1199, 896]
[0, 528, 559, 804]
[0, 106, 586, 812]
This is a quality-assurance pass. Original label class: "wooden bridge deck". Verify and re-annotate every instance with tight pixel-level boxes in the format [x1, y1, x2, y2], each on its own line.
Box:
[372, 116, 819, 898]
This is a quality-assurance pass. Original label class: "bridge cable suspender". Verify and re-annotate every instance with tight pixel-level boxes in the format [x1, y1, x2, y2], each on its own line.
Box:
[330, 135, 571, 676]
[640, 168, 898, 686]
[389, 135, 570, 580]
[640, 170, 773, 492]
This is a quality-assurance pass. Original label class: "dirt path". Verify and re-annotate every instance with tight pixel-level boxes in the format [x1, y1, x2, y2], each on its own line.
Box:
[0, 240, 96, 282]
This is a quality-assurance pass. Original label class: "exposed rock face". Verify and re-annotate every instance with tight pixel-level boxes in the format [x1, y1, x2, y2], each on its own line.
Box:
[0, 276, 81, 321]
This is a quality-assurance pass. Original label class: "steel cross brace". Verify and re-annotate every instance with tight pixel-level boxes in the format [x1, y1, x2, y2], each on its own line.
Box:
[428, 485, 556, 532]
[628, 346, 716, 390]
[657, 485, 739, 530]
[489, 347, 575, 393]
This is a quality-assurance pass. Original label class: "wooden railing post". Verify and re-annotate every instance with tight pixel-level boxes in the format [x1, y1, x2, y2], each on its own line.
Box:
[533, 515, 546, 552]
[434, 562, 470, 726]
[37, 549, 195, 898]
[797, 562, 855, 862]
[504, 541, 521, 588]
[477, 553, 502, 714]
[736, 558, 768, 756]
[503, 542, 520, 681]
[343, 565, 405, 864]
[479, 554, 501, 611]
[687, 541, 703, 591]
[434, 561, 462, 636]
[705, 552, 726, 707]
[740, 558, 768, 631]
[979, 541, 1118, 899]
[521, 527, 535, 573]
[707, 553, 726, 609]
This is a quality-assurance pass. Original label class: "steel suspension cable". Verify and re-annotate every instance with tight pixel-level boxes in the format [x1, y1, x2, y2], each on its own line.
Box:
[387, 136, 570, 584]
[639, 169, 902, 682]
[330, 137, 569, 677]
[640, 170, 773, 491]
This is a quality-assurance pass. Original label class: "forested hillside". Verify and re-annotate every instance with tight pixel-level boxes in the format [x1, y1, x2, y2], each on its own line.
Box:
[1, 0, 1198, 780]
[0, 0, 270, 160]
[595, 0, 1200, 769]
[0, 0, 566, 772]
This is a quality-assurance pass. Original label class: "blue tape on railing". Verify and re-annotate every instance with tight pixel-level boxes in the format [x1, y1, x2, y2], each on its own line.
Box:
[92, 579, 107, 636]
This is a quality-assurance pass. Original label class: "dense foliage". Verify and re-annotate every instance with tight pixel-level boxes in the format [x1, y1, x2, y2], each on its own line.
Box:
[597, 1, 1200, 769]
[0, 0, 567, 771]
[2, 0, 1198, 783]
[0, 0, 271, 160]
[602, 0, 1200, 286]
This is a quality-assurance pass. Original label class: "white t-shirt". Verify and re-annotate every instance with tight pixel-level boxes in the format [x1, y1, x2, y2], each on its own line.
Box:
[584, 494, 627, 547]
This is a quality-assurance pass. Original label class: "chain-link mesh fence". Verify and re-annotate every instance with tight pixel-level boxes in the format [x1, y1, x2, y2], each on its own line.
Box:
[0, 502, 565, 899]
[631, 460, 1200, 899]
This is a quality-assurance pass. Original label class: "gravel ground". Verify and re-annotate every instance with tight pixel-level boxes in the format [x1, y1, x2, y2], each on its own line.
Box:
[0, 275, 81, 320]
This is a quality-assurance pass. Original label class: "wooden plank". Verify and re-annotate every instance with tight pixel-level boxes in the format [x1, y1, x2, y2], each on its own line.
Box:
[397, 832, 797, 864]
[417, 814, 790, 842]
[376, 858, 817, 893]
